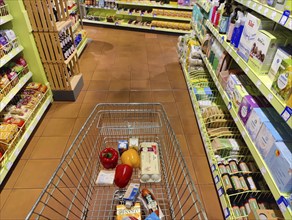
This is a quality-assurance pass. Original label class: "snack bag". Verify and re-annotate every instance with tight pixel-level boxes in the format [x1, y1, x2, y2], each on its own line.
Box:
[116, 202, 141, 220]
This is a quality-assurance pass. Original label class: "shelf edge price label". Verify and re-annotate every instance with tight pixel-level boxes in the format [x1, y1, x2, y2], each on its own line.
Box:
[263, 8, 269, 16]
[214, 175, 219, 184]
[281, 106, 292, 122]
[6, 161, 13, 170]
[260, 166, 267, 176]
[256, 80, 262, 88]
[279, 10, 290, 26]
[211, 164, 216, 172]
[244, 67, 249, 75]
[224, 208, 230, 218]
[217, 186, 224, 197]
[257, 5, 263, 12]
[277, 196, 289, 214]
[271, 11, 277, 20]
[267, 93, 273, 102]
[252, 3, 256, 9]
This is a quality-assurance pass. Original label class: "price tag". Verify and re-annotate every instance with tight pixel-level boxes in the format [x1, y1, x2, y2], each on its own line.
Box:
[222, 93, 225, 100]
[236, 57, 240, 63]
[9, 53, 14, 59]
[0, 19, 3, 25]
[247, 1, 251, 6]
[24, 133, 30, 141]
[263, 8, 269, 16]
[220, 36, 224, 44]
[244, 67, 249, 74]
[252, 3, 256, 9]
[267, 93, 273, 102]
[14, 148, 20, 157]
[288, 19, 292, 29]
[258, 5, 263, 12]
[151, 26, 155, 30]
[241, 130, 246, 138]
[281, 106, 292, 122]
[277, 196, 289, 214]
[6, 161, 13, 170]
[256, 80, 262, 88]
[224, 208, 230, 218]
[260, 166, 267, 175]
[279, 10, 290, 26]
[271, 11, 277, 20]
[214, 175, 219, 184]
[218, 187, 224, 197]
[234, 117, 239, 123]
[211, 164, 216, 172]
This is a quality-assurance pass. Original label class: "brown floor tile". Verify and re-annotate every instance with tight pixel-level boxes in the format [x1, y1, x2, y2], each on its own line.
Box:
[150, 80, 171, 90]
[161, 102, 179, 117]
[151, 91, 175, 102]
[83, 91, 108, 103]
[88, 80, 110, 90]
[71, 118, 87, 136]
[42, 119, 76, 137]
[184, 156, 197, 185]
[176, 134, 190, 157]
[131, 70, 149, 80]
[14, 159, 60, 189]
[82, 80, 90, 91]
[74, 90, 86, 104]
[131, 80, 150, 90]
[91, 70, 111, 80]
[180, 117, 200, 135]
[106, 91, 130, 103]
[169, 78, 188, 89]
[43, 104, 57, 119]
[0, 189, 11, 209]
[167, 70, 185, 82]
[110, 69, 131, 80]
[129, 91, 153, 103]
[21, 136, 40, 160]
[186, 134, 206, 157]
[173, 90, 191, 102]
[109, 80, 131, 91]
[148, 64, 166, 73]
[51, 103, 81, 118]
[192, 156, 214, 184]
[30, 137, 69, 159]
[149, 71, 169, 81]
[2, 160, 27, 189]
[176, 101, 195, 118]
[168, 116, 184, 135]
[1, 189, 43, 219]
[33, 118, 49, 137]
[200, 184, 224, 219]
[78, 103, 96, 117]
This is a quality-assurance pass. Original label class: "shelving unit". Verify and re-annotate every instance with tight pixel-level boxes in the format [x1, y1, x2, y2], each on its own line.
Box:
[235, 0, 292, 30]
[83, 18, 191, 33]
[81, 1, 192, 34]
[0, 1, 53, 184]
[205, 20, 292, 128]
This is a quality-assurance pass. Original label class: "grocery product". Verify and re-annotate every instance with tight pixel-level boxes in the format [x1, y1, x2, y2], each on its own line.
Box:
[123, 183, 140, 208]
[116, 203, 142, 220]
[99, 147, 119, 169]
[114, 164, 133, 188]
[118, 140, 128, 156]
[141, 188, 160, 217]
[121, 148, 140, 168]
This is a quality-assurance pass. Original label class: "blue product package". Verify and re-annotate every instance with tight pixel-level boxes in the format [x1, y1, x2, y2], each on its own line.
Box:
[265, 142, 292, 193]
[145, 212, 160, 220]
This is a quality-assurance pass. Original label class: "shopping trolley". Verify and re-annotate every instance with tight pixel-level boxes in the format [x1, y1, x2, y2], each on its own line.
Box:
[26, 103, 208, 220]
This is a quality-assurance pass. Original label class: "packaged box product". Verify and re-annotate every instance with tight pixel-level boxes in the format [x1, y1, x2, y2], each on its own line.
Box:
[238, 95, 259, 124]
[237, 75, 261, 97]
[237, 13, 274, 62]
[118, 140, 128, 156]
[211, 138, 244, 156]
[271, 58, 292, 108]
[268, 46, 292, 82]
[255, 122, 286, 158]
[265, 142, 292, 193]
[232, 84, 249, 111]
[225, 74, 242, 99]
[116, 203, 142, 220]
[218, 70, 229, 89]
[275, 0, 292, 11]
[245, 108, 270, 141]
[248, 209, 283, 220]
[129, 137, 139, 151]
[248, 30, 286, 74]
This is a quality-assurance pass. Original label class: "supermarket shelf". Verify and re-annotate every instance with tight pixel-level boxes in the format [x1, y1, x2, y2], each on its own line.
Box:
[64, 50, 77, 65]
[83, 5, 117, 10]
[200, 51, 292, 220]
[205, 20, 292, 128]
[196, 0, 210, 13]
[0, 71, 33, 112]
[116, 1, 193, 10]
[116, 12, 191, 21]
[72, 20, 80, 32]
[180, 63, 232, 219]
[0, 14, 13, 25]
[83, 19, 191, 34]
[77, 37, 88, 57]
[235, 0, 292, 30]
[0, 94, 52, 185]
[56, 20, 72, 32]
[0, 45, 24, 68]
[192, 21, 204, 44]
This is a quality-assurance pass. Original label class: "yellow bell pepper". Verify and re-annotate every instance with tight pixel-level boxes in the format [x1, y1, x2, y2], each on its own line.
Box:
[121, 149, 140, 168]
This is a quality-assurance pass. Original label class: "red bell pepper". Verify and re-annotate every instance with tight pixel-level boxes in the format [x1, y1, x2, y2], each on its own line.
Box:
[114, 164, 133, 188]
[99, 147, 118, 169]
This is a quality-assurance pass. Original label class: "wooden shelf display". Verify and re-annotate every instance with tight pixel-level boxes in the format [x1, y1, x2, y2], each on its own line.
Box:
[23, 0, 81, 93]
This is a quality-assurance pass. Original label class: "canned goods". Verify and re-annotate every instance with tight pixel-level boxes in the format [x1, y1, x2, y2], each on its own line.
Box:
[232, 205, 241, 218]
[218, 162, 227, 174]
[238, 161, 250, 173]
[239, 205, 247, 216]
[244, 202, 251, 214]
[246, 175, 257, 191]
[239, 174, 249, 191]
[225, 164, 232, 174]
[228, 159, 239, 173]
[222, 173, 234, 194]
[248, 197, 259, 211]
[230, 174, 243, 192]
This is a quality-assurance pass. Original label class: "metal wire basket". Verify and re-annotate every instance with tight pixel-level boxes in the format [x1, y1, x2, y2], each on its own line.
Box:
[26, 103, 207, 220]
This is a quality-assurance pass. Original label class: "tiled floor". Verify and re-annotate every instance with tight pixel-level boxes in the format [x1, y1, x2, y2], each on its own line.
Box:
[0, 26, 223, 219]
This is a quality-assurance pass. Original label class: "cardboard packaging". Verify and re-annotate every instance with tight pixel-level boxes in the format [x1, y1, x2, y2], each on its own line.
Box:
[246, 108, 270, 141]
[237, 13, 274, 62]
[232, 84, 249, 112]
[238, 95, 259, 124]
[248, 30, 286, 74]
[265, 142, 292, 193]
[268, 46, 292, 82]
[248, 209, 283, 220]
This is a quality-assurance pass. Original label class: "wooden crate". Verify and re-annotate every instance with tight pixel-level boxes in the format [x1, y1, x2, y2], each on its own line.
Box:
[23, 0, 70, 32]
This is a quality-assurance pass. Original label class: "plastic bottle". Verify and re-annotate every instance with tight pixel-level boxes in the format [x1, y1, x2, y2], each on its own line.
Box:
[219, 2, 232, 34]
[230, 11, 243, 47]
[226, 8, 240, 42]
[232, 13, 246, 48]
[209, 0, 218, 21]
[210, 0, 220, 24]
[214, 1, 225, 28]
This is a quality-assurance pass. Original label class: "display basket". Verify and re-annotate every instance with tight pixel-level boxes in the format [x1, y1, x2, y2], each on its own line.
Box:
[26, 103, 207, 220]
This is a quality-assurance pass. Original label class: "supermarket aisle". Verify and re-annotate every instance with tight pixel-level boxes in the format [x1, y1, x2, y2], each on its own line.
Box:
[0, 26, 222, 219]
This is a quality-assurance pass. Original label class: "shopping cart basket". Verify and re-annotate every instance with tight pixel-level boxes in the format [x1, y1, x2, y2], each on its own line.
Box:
[26, 103, 208, 220]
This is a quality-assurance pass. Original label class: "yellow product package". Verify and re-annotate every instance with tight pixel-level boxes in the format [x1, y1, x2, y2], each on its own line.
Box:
[116, 202, 141, 220]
